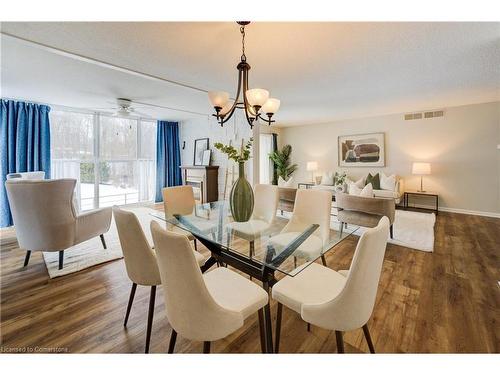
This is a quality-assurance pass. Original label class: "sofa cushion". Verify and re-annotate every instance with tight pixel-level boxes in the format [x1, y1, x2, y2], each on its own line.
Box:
[373, 189, 399, 199]
[365, 173, 381, 190]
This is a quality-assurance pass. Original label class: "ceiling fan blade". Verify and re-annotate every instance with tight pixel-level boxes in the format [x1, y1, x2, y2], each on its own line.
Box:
[133, 110, 152, 118]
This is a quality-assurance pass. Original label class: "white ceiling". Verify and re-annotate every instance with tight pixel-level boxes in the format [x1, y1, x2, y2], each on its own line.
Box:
[1, 22, 499, 126]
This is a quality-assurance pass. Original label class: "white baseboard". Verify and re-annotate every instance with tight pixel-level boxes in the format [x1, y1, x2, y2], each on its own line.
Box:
[398, 203, 500, 219]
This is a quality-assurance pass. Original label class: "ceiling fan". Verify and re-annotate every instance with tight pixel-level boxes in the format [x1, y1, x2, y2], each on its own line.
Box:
[96, 98, 152, 118]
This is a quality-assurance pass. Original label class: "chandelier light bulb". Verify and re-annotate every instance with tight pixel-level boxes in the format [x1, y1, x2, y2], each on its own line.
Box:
[246, 88, 269, 108]
[261, 98, 280, 115]
[208, 91, 230, 109]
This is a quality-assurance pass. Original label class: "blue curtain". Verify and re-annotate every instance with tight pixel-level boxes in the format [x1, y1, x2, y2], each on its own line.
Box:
[155, 121, 182, 202]
[0, 99, 51, 227]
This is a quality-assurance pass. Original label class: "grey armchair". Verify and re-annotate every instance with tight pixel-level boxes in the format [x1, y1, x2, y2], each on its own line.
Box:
[5, 179, 112, 269]
[336, 193, 395, 239]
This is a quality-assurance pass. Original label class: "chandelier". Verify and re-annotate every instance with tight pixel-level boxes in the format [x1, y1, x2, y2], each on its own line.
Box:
[208, 21, 280, 129]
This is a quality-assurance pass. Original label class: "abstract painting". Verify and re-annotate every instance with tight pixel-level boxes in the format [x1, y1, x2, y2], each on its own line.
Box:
[338, 132, 385, 167]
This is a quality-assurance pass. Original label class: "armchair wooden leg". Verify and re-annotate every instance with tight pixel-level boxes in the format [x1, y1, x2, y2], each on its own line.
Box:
[168, 329, 177, 353]
[389, 225, 394, 239]
[320, 254, 327, 266]
[275, 303, 283, 353]
[203, 341, 211, 353]
[23, 250, 31, 267]
[100, 234, 107, 249]
[335, 331, 345, 353]
[258, 308, 266, 353]
[124, 282, 137, 326]
[307, 323, 311, 332]
[362, 324, 376, 353]
[145, 286, 157, 353]
[58, 251, 64, 270]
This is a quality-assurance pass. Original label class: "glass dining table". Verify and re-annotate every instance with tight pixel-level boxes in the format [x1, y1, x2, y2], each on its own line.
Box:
[150, 200, 358, 353]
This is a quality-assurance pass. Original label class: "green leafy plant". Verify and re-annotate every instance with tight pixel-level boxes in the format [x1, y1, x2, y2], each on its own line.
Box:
[334, 171, 347, 186]
[214, 138, 253, 163]
[269, 144, 298, 181]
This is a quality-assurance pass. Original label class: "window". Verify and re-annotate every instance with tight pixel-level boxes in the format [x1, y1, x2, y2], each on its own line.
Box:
[259, 134, 273, 184]
[50, 110, 156, 211]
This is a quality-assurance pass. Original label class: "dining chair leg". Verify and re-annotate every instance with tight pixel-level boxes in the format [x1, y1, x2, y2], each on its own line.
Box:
[123, 282, 137, 326]
[23, 250, 31, 267]
[320, 254, 327, 266]
[203, 341, 211, 354]
[194, 239, 198, 251]
[339, 222, 344, 237]
[168, 329, 177, 353]
[58, 250, 64, 270]
[335, 331, 345, 353]
[257, 309, 266, 353]
[275, 303, 283, 353]
[100, 234, 107, 249]
[362, 324, 376, 353]
[145, 285, 157, 353]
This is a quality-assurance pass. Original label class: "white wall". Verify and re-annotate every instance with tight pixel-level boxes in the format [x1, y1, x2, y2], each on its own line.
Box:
[280, 101, 500, 215]
[178, 112, 253, 199]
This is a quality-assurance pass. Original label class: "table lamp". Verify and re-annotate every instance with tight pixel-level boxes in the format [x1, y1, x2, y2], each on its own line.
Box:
[306, 161, 318, 183]
[412, 162, 431, 192]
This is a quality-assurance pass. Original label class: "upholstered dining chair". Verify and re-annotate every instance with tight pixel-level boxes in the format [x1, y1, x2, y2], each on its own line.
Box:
[268, 189, 332, 266]
[150, 221, 269, 354]
[113, 206, 206, 353]
[162, 185, 203, 250]
[272, 216, 390, 353]
[5, 179, 111, 270]
[226, 184, 279, 257]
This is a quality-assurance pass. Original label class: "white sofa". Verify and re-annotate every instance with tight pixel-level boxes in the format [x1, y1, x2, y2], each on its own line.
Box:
[311, 172, 404, 204]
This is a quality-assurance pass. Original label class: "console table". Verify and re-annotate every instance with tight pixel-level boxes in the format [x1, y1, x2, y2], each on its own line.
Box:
[180, 166, 219, 203]
[403, 190, 439, 215]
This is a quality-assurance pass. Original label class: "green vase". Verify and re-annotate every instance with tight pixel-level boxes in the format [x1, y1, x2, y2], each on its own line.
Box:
[230, 162, 254, 222]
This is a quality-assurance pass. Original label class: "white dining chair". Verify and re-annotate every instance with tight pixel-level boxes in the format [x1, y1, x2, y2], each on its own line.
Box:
[162, 185, 218, 250]
[150, 220, 269, 353]
[113, 206, 206, 353]
[271, 216, 390, 353]
[226, 184, 279, 257]
[268, 189, 331, 266]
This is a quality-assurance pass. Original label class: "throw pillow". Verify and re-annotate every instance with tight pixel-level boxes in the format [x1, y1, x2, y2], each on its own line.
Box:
[360, 183, 374, 197]
[348, 183, 362, 196]
[320, 172, 334, 186]
[380, 172, 396, 191]
[365, 173, 381, 190]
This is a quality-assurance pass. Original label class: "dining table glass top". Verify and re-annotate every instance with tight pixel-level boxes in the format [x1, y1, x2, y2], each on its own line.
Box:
[150, 200, 359, 277]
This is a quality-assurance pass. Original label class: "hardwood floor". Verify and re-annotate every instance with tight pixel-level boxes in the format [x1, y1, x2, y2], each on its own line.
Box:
[1, 210, 499, 353]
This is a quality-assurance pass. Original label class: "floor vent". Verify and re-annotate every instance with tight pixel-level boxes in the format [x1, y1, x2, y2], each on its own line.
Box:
[405, 110, 444, 120]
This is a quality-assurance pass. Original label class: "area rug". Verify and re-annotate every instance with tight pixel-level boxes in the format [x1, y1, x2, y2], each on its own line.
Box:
[42, 206, 162, 278]
[334, 210, 436, 252]
[279, 209, 436, 252]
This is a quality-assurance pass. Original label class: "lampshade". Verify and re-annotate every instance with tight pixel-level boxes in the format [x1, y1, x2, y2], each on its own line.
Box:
[306, 161, 318, 171]
[220, 100, 233, 116]
[261, 98, 281, 115]
[246, 89, 269, 107]
[208, 91, 229, 108]
[412, 162, 431, 175]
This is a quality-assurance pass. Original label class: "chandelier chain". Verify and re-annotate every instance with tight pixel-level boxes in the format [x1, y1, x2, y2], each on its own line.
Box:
[240, 25, 246, 61]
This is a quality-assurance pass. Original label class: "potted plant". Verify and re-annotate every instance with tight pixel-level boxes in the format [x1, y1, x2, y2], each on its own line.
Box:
[214, 138, 254, 222]
[269, 144, 298, 184]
